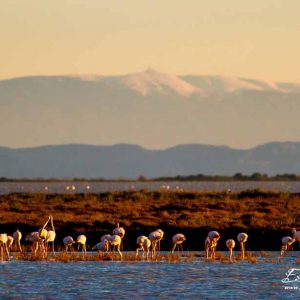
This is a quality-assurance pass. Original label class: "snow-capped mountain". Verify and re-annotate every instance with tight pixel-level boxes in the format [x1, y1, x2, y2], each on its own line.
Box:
[0, 69, 299, 149]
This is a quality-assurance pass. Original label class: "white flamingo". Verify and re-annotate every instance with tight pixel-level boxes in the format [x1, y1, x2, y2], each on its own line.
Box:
[7, 236, 14, 252]
[92, 240, 109, 253]
[281, 236, 295, 256]
[110, 235, 122, 259]
[292, 228, 300, 248]
[149, 229, 164, 258]
[113, 225, 126, 238]
[113, 223, 126, 250]
[63, 236, 75, 252]
[25, 232, 40, 255]
[237, 233, 248, 259]
[226, 239, 236, 262]
[38, 216, 51, 257]
[171, 234, 186, 253]
[100, 234, 112, 251]
[205, 231, 221, 259]
[45, 216, 56, 255]
[205, 236, 219, 259]
[136, 235, 151, 258]
[0, 233, 9, 260]
[76, 235, 87, 255]
[13, 230, 22, 252]
[101, 234, 112, 242]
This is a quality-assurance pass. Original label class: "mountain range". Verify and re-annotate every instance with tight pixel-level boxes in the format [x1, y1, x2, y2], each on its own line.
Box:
[0, 69, 300, 149]
[0, 142, 300, 178]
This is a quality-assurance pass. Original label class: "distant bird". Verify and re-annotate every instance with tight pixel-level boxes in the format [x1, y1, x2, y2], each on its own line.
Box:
[110, 235, 122, 259]
[149, 229, 164, 258]
[0, 233, 9, 260]
[7, 236, 14, 251]
[281, 236, 295, 256]
[226, 239, 236, 262]
[76, 235, 87, 255]
[45, 216, 56, 254]
[25, 232, 40, 255]
[13, 230, 22, 252]
[92, 240, 109, 253]
[171, 234, 186, 253]
[237, 233, 248, 259]
[136, 235, 151, 258]
[63, 236, 75, 252]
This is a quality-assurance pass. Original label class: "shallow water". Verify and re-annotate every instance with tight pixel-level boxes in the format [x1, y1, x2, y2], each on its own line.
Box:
[1, 181, 300, 195]
[1, 254, 300, 299]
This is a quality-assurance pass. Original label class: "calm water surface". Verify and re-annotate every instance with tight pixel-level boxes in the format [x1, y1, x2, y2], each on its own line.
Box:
[1, 255, 300, 299]
[1, 181, 300, 195]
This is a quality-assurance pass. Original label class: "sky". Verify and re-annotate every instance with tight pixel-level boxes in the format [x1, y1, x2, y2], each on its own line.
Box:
[1, 0, 300, 82]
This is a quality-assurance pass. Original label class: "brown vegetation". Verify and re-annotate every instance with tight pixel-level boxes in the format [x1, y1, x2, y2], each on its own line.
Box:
[1, 190, 300, 250]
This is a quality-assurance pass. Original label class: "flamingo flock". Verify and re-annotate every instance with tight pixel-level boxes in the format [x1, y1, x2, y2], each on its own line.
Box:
[1, 216, 300, 261]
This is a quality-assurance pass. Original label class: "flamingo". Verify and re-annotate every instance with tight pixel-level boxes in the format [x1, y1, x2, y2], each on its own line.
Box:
[110, 235, 122, 259]
[0, 233, 9, 260]
[205, 236, 219, 259]
[37, 215, 51, 257]
[7, 236, 14, 252]
[149, 229, 164, 258]
[113, 223, 126, 238]
[292, 228, 300, 248]
[237, 233, 248, 259]
[25, 232, 40, 255]
[39, 216, 51, 239]
[76, 235, 87, 255]
[63, 236, 75, 252]
[45, 216, 56, 255]
[101, 234, 112, 242]
[208, 231, 221, 240]
[281, 236, 295, 256]
[226, 239, 235, 262]
[136, 235, 151, 258]
[113, 223, 126, 250]
[13, 230, 22, 252]
[92, 240, 109, 253]
[100, 234, 112, 251]
[171, 234, 186, 253]
[205, 231, 221, 259]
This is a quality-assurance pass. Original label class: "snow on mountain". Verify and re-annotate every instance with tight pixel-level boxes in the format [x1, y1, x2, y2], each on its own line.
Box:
[181, 75, 293, 95]
[120, 68, 203, 97]
[73, 70, 300, 97]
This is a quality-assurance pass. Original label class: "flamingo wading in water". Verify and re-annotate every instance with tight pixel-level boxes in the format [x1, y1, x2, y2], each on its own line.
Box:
[237, 233, 248, 259]
[171, 234, 186, 253]
[226, 239, 236, 262]
[13, 230, 22, 252]
[136, 235, 151, 258]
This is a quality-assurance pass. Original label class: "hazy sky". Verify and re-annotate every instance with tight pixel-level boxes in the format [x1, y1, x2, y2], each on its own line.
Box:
[1, 0, 300, 82]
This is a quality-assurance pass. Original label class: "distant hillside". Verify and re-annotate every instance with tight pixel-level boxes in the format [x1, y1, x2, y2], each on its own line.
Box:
[1, 69, 300, 149]
[0, 142, 300, 178]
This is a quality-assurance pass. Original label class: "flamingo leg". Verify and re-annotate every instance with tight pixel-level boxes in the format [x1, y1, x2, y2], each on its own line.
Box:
[171, 243, 176, 254]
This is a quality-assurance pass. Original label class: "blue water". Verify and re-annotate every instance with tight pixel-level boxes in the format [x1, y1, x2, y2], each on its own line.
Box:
[1, 181, 300, 195]
[1, 255, 300, 299]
